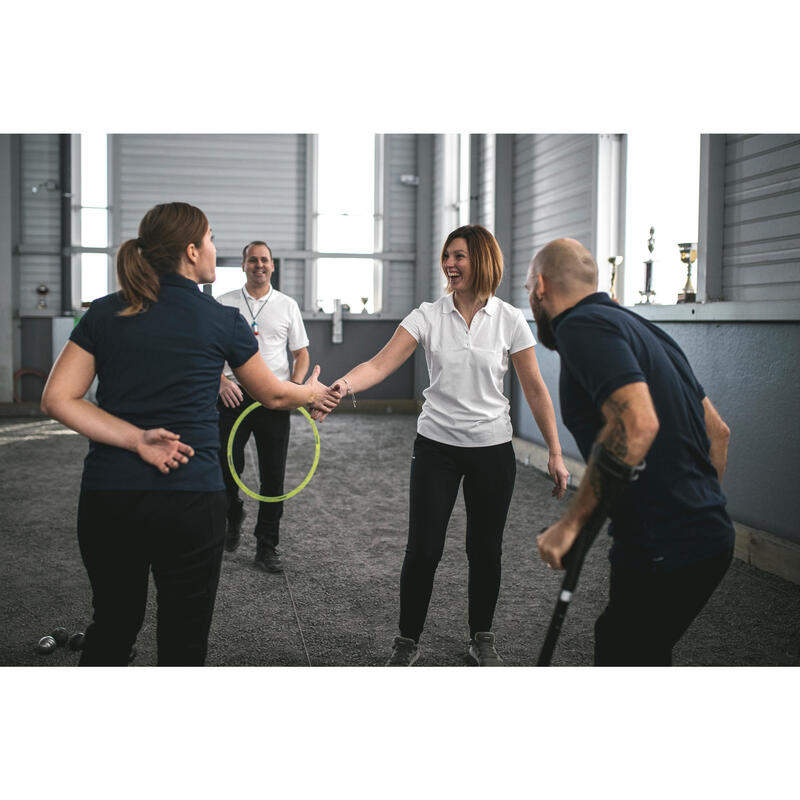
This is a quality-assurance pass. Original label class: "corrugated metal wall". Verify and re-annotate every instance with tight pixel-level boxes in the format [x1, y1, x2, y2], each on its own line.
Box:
[510, 134, 594, 312]
[382, 134, 417, 316]
[19, 135, 61, 315]
[112, 134, 307, 304]
[722, 134, 800, 301]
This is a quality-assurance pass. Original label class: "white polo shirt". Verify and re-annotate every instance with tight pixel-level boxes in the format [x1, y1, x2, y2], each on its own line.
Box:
[400, 294, 536, 447]
[216, 286, 309, 382]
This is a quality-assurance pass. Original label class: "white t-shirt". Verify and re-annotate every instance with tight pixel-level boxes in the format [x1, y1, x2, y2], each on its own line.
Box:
[400, 294, 536, 447]
[216, 286, 309, 382]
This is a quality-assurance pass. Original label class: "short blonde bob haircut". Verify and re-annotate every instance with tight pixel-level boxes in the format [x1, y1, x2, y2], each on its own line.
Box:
[440, 224, 503, 301]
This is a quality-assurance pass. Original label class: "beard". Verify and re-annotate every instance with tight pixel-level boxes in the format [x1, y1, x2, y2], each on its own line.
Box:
[532, 293, 558, 351]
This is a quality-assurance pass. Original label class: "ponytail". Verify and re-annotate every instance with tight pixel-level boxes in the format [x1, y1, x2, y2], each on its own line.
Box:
[115, 202, 209, 316]
[116, 239, 160, 316]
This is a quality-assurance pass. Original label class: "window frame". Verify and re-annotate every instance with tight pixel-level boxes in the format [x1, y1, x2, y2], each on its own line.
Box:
[305, 133, 386, 315]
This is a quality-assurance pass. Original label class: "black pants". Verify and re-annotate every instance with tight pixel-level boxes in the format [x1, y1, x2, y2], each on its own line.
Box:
[217, 390, 290, 549]
[594, 546, 733, 666]
[399, 435, 516, 642]
[77, 489, 226, 666]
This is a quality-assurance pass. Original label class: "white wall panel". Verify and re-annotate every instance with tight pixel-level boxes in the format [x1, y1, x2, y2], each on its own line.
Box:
[113, 134, 307, 304]
[19, 135, 61, 315]
[511, 134, 594, 312]
[722, 134, 800, 302]
[383, 134, 417, 315]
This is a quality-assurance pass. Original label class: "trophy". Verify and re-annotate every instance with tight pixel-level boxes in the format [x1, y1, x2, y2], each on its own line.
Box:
[677, 242, 697, 303]
[638, 227, 656, 304]
[608, 256, 623, 302]
[360, 296, 369, 314]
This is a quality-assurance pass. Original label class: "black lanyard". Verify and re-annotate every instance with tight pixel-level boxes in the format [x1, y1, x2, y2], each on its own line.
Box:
[242, 287, 272, 334]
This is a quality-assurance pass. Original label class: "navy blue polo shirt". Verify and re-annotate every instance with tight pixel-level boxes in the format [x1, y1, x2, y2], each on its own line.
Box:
[552, 292, 734, 569]
[70, 272, 258, 491]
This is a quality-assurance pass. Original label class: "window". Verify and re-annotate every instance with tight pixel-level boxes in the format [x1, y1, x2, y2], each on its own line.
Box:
[622, 134, 701, 307]
[78, 133, 111, 305]
[314, 133, 381, 313]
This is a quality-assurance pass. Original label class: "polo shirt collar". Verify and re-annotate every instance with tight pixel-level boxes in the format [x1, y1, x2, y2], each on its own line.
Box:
[552, 291, 612, 330]
[160, 272, 200, 291]
[244, 285, 273, 302]
[441, 293, 498, 315]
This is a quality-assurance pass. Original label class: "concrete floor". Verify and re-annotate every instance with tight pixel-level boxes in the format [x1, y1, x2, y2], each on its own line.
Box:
[1, 411, 798, 667]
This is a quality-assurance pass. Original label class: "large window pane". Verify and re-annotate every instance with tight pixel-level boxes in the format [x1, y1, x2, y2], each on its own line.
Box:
[317, 133, 375, 217]
[81, 253, 109, 303]
[80, 133, 107, 208]
[315, 258, 375, 313]
[623, 135, 700, 306]
[315, 133, 377, 312]
[80, 207, 108, 247]
[208, 266, 246, 298]
[317, 214, 373, 253]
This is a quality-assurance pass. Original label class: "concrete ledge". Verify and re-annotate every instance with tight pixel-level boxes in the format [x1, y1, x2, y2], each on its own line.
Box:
[512, 437, 800, 585]
[734, 522, 800, 585]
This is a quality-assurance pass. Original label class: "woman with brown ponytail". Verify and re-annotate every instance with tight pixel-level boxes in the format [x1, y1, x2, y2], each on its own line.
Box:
[41, 202, 340, 666]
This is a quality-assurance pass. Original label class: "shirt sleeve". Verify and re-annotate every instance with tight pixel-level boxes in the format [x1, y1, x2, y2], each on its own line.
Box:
[286, 299, 310, 351]
[69, 303, 100, 355]
[226, 308, 259, 369]
[556, 314, 646, 409]
[509, 308, 537, 354]
[399, 305, 427, 344]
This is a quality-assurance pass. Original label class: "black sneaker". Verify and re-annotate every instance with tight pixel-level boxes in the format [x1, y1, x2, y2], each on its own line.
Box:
[254, 544, 283, 573]
[225, 506, 246, 552]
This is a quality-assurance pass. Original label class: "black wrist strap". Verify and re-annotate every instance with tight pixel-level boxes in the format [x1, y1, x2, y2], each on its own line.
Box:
[589, 441, 646, 511]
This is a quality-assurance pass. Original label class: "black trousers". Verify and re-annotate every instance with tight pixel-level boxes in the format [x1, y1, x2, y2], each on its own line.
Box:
[77, 489, 226, 666]
[399, 435, 516, 642]
[594, 546, 733, 666]
[217, 390, 290, 548]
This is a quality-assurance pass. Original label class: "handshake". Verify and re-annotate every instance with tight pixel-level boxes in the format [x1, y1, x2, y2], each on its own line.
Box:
[303, 366, 353, 422]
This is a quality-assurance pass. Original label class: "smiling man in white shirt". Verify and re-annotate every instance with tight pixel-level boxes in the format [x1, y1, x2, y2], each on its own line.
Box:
[216, 240, 310, 573]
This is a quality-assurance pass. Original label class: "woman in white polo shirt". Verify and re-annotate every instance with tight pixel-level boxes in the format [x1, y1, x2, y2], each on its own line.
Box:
[331, 224, 569, 666]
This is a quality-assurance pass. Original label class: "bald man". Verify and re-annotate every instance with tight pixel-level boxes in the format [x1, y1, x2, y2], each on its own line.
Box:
[527, 239, 735, 666]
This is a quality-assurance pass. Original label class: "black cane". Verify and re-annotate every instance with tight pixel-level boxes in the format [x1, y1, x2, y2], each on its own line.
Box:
[536, 503, 608, 667]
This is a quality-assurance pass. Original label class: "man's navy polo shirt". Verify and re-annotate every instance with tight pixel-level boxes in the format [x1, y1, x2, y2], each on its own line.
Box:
[552, 292, 734, 569]
[70, 272, 257, 491]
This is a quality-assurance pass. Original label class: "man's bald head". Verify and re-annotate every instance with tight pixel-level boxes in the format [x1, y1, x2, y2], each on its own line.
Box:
[531, 238, 598, 295]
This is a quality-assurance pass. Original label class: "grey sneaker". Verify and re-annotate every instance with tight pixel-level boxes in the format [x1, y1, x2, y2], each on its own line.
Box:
[468, 632, 504, 666]
[386, 636, 419, 666]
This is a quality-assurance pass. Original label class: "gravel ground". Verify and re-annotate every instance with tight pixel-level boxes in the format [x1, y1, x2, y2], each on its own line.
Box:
[1, 413, 798, 667]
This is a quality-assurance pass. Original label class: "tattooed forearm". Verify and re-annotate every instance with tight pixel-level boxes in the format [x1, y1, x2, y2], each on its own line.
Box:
[589, 461, 603, 501]
[601, 398, 629, 461]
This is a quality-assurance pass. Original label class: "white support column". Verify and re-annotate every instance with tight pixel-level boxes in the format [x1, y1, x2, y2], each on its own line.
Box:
[592, 134, 625, 299]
